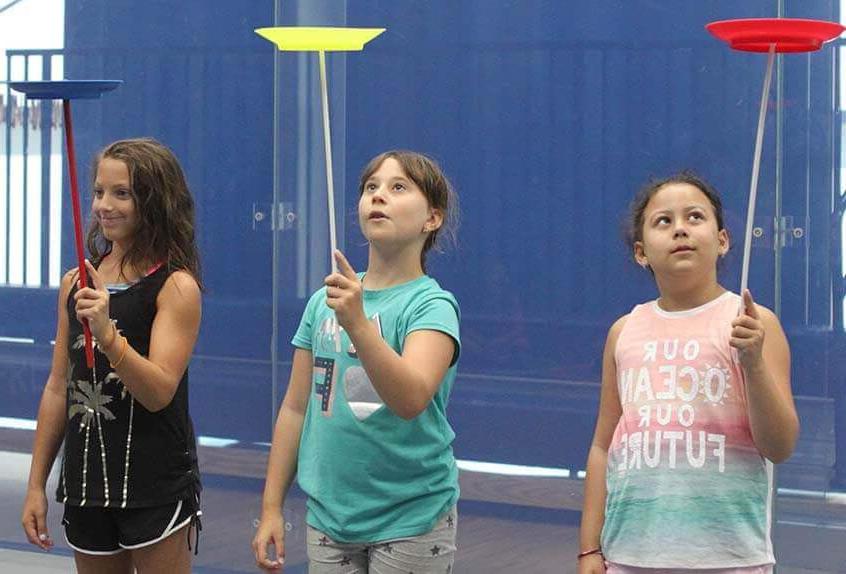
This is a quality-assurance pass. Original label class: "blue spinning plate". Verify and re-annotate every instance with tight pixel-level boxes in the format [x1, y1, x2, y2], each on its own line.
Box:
[9, 80, 122, 100]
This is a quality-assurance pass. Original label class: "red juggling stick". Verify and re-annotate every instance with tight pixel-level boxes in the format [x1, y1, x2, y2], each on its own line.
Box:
[10, 80, 122, 368]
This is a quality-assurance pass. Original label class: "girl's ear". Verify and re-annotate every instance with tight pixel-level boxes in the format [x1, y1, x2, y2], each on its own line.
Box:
[633, 241, 648, 268]
[717, 228, 730, 256]
[424, 208, 444, 233]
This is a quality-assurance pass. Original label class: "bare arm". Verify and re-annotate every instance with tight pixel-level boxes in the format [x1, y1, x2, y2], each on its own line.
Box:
[345, 325, 455, 420]
[22, 270, 75, 549]
[732, 290, 798, 463]
[259, 348, 312, 513]
[579, 315, 626, 572]
[252, 348, 313, 570]
[76, 264, 202, 412]
[326, 251, 457, 420]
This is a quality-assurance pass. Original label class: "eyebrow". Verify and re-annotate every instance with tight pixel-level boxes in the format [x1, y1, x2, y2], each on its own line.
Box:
[648, 204, 709, 216]
[93, 183, 131, 190]
[365, 176, 412, 186]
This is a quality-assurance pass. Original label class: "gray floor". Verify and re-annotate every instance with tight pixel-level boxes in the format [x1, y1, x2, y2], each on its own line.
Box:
[0, 548, 74, 574]
[2, 430, 846, 573]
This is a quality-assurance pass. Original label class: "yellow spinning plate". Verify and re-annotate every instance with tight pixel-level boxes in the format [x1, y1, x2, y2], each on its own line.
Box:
[255, 27, 385, 51]
[256, 26, 385, 352]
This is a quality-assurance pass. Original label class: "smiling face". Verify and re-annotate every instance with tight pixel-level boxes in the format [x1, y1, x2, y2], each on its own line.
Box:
[358, 157, 443, 252]
[634, 182, 729, 278]
[92, 157, 138, 246]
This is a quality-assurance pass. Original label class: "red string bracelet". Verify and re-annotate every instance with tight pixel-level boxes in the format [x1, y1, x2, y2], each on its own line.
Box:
[578, 547, 603, 559]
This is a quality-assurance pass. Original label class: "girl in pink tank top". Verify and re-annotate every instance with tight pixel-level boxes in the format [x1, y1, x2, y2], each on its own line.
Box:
[579, 173, 798, 574]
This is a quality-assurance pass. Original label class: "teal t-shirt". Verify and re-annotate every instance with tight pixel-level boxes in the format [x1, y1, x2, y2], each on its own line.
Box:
[291, 274, 461, 543]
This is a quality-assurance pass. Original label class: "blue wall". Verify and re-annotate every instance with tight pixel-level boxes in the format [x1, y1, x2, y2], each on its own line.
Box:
[2, 0, 843, 478]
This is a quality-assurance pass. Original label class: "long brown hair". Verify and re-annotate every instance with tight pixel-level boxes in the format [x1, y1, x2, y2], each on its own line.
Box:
[86, 138, 202, 287]
[358, 150, 459, 271]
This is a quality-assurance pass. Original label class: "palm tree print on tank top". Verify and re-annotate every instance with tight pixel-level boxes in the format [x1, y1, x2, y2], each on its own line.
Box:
[62, 308, 136, 508]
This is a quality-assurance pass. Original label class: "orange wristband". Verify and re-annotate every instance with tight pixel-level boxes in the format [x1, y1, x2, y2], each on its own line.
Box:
[109, 336, 129, 369]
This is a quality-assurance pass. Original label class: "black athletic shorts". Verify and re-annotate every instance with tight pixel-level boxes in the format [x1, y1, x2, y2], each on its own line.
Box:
[62, 498, 199, 555]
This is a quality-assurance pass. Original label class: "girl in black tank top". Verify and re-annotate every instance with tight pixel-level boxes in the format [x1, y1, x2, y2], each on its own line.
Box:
[22, 139, 203, 573]
[62, 263, 200, 508]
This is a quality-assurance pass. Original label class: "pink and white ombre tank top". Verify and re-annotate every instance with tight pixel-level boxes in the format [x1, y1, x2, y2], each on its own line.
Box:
[601, 292, 774, 568]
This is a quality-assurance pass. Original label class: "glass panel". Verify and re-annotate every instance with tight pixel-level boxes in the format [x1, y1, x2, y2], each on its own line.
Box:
[773, 1, 845, 570]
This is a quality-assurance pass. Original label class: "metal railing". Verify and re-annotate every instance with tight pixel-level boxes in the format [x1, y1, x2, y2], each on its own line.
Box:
[1, 48, 63, 287]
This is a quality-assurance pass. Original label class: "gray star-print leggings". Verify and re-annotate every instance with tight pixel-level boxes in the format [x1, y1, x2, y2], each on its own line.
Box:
[306, 507, 457, 574]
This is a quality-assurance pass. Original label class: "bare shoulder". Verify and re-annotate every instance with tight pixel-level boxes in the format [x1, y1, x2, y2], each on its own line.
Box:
[602, 314, 630, 359]
[59, 268, 80, 297]
[158, 270, 201, 307]
[608, 314, 630, 340]
[750, 302, 785, 333]
[61, 267, 79, 286]
[753, 302, 778, 321]
[164, 270, 200, 294]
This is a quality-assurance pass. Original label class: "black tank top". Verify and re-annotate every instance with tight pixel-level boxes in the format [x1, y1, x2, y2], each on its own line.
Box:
[58, 265, 201, 508]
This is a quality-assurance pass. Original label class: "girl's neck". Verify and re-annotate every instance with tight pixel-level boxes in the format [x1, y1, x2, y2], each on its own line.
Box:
[107, 239, 132, 262]
[654, 274, 726, 312]
[362, 243, 425, 290]
[100, 243, 148, 283]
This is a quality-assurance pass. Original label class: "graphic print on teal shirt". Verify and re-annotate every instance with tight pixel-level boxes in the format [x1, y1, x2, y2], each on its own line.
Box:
[290, 274, 461, 543]
[311, 313, 385, 420]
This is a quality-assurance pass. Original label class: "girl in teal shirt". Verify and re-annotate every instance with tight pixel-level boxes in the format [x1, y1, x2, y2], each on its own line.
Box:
[253, 151, 461, 573]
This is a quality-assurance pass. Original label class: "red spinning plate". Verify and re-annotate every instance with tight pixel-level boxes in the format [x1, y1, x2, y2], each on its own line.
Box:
[706, 18, 844, 53]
